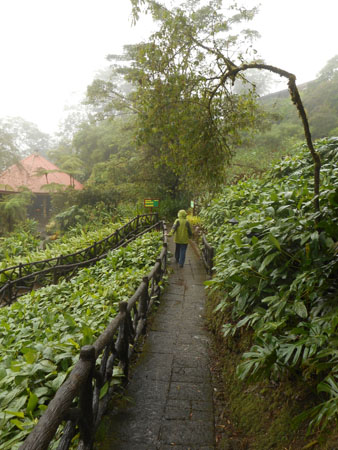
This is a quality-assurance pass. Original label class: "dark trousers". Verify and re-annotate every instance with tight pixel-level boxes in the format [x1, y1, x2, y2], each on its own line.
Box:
[175, 243, 188, 267]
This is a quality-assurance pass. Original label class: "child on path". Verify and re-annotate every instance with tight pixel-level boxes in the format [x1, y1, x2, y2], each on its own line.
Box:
[169, 210, 193, 267]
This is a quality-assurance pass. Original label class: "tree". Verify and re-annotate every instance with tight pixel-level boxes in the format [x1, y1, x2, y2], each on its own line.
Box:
[89, 0, 262, 193]
[85, 65, 135, 122]
[0, 117, 51, 173]
[58, 155, 85, 186]
[48, 106, 90, 177]
[0, 126, 19, 171]
[33, 167, 61, 185]
[86, 79, 193, 201]
[0, 117, 50, 157]
[128, 0, 321, 213]
[0, 189, 33, 233]
[317, 54, 338, 82]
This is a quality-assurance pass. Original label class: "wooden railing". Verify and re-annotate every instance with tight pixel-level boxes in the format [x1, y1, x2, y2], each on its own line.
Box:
[0, 214, 159, 305]
[201, 234, 214, 275]
[20, 223, 168, 450]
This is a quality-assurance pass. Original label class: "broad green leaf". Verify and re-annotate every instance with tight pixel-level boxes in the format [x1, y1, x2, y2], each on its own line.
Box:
[99, 381, 109, 400]
[233, 234, 243, 247]
[26, 392, 38, 414]
[10, 418, 25, 430]
[294, 301, 308, 319]
[3, 410, 25, 419]
[23, 350, 39, 365]
[268, 233, 281, 251]
[259, 253, 277, 272]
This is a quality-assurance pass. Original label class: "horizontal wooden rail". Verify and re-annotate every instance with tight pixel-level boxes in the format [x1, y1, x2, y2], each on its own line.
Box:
[0, 213, 158, 282]
[19, 222, 167, 450]
[0, 214, 159, 305]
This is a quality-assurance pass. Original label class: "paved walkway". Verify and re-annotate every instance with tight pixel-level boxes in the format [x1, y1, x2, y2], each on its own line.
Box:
[97, 239, 215, 450]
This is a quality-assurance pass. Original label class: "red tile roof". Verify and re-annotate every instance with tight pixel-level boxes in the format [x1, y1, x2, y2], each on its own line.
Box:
[0, 154, 84, 194]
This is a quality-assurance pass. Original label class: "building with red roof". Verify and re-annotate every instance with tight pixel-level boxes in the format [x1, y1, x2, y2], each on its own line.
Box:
[0, 154, 84, 220]
[0, 154, 83, 193]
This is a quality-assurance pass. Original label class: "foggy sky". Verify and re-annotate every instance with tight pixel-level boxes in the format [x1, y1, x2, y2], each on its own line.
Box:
[0, 0, 337, 134]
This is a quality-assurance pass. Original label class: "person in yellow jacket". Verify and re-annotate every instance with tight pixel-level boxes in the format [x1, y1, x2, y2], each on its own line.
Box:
[169, 209, 193, 267]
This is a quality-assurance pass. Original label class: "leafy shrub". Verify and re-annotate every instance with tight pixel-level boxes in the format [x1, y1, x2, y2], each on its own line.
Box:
[0, 221, 40, 262]
[114, 202, 145, 221]
[157, 195, 190, 221]
[50, 186, 121, 216]
[202, 137, 338, 431]
[0, 231, 163, 449]
[0, 219, 122, 272]
[186, 214, 202, 228]
[53, 205, 87, 232]
[0, 190, 34, 234]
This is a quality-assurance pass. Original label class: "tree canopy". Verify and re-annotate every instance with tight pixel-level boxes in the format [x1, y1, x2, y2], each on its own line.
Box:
[87, 0, 263, 193]
[0, 117, 50, 171]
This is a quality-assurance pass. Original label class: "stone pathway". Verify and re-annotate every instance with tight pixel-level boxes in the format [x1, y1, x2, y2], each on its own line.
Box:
[96, 238, 215, 450]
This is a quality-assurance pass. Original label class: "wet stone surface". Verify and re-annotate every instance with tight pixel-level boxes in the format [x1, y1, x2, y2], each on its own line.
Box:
[96, 240, 215, 450]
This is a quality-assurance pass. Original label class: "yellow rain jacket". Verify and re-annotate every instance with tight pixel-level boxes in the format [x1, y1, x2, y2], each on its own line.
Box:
[171, 210, 193, 244]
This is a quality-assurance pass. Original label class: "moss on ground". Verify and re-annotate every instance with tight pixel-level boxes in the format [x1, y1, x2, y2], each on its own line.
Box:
[205, 292, 338, 450]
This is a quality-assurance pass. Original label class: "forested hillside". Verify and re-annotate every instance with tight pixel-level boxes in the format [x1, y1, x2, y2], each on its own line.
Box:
[228, 54, 338, 181]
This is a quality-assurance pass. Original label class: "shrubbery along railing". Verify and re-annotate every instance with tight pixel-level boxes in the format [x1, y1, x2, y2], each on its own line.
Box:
[201, 218, 236, 275]
[0, 214, 159, 305]
[201, 234, 214, 275]
[20, 222, 168, 450]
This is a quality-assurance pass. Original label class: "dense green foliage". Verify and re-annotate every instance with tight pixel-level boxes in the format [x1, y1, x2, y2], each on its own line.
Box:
[0, 231, 163, 449]
[0, 117, 50, 171]
[0, 221, 39, 262]
[2, 4, 336, 225]
[0, 221, 122, 271]
[201, 138, 338, 431]
[0, 191, 34, 234]
[85, 0, 263, 196]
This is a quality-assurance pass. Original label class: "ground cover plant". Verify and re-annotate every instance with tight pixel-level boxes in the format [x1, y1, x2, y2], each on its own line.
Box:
[0, 231, 163, 449]
[0, 219, 123, 271]
[0, 221, 40, 262]
[201, 137, 338, 435]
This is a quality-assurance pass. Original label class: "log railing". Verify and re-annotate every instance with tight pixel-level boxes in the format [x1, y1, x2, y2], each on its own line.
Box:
[0, 214, 159, 305]
[201, 234, 214, 275]
[19, 223, 167, 450]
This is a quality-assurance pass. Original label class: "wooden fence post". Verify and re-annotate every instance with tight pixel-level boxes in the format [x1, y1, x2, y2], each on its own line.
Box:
[116, 301, 129, 380]
[163, 242, 168, 271]
[209, 246, 215, 275]
[136, 277, 149, 338]
[8, 281, 12, 303]
[78, 345, 95, 449]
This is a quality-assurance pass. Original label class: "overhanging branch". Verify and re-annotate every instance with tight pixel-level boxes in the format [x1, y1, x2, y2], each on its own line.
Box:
[216, 62, 321, 214]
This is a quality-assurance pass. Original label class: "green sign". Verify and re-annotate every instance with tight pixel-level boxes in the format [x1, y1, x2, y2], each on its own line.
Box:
[144, 199, 160, 208]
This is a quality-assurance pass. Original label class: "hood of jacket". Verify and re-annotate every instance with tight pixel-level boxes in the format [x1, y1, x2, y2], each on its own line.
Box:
[178, 209, 187, 219]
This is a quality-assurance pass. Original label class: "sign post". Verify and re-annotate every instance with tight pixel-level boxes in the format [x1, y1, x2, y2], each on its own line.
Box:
[144, 198, 160, 214]
[190, 200, 195, 216]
